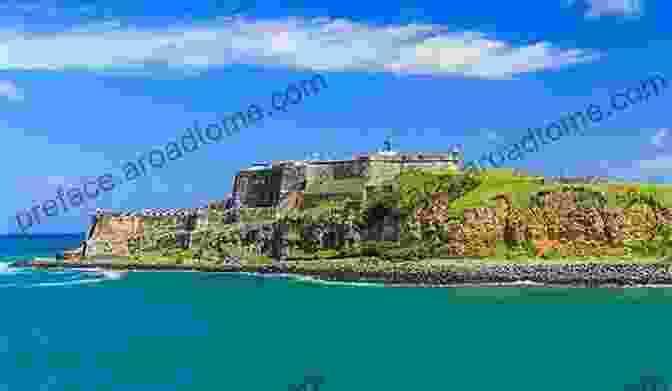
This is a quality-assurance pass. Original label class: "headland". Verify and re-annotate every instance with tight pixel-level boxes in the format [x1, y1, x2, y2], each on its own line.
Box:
[35, 148, 672, 287]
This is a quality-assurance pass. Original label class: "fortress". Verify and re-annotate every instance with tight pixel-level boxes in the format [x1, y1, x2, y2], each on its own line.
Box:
[232, 150, 461, 208]
[77, 149, 462, 259]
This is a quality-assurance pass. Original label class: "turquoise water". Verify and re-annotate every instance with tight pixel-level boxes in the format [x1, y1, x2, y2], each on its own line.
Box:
[2, 235, 672, 390]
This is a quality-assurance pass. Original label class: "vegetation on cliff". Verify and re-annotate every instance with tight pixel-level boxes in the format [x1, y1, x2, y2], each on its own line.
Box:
[86, 166, 672, 266]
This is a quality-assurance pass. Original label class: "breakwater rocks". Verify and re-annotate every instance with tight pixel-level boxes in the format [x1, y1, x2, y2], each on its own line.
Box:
[271, 262, 672, 287]
[467, 264, 672, 287]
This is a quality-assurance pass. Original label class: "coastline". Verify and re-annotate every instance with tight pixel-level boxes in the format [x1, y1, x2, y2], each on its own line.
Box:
[18, 257, 672, 288]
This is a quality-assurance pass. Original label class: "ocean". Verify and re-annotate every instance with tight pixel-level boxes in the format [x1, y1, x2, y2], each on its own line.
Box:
[1, 234, 672, 391]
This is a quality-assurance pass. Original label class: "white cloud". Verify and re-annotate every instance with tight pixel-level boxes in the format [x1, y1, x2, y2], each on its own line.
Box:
[0, 17, 601, 79]
[567, 0, 644, 19]
[637, 155, 672, 171]
[0, 80, 23, 101]
[652, 128, 669, 148]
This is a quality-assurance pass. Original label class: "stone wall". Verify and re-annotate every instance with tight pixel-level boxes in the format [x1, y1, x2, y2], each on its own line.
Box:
[85, 216, 145, 257]
[85, 211, 209, 257]
[401, 161, 459, 170]
[234, 169, 281, 208]
[304, 160, 368, 185]
[279, 164, 306, 192]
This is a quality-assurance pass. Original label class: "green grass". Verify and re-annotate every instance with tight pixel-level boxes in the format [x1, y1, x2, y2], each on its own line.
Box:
[367, 162, 403, 186]
[304, 177, 366, 194]
[427, 169, 672, 212]
[434, 169, 544, 211]
[243, 255, 274, 265]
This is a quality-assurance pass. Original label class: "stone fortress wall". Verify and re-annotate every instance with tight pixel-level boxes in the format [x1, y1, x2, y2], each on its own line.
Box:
[234, 152, 461, 208]
[83, 209, 208, 258]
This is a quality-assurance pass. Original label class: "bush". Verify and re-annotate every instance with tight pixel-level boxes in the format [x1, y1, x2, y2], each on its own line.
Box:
[382, 247, 417, 261]
[398, 170, 482, 218]
[432, 244, 458, 259]
[541, 247, 562, 260]
[317, 249, 340, 259]
[504, 241, 535, 260]
[360, 245, 382, 257]
[249, 255, 274, 264]
[359, 256, 382, 265]
[358, 241, 400, 258]
[530, 187, 607, 209]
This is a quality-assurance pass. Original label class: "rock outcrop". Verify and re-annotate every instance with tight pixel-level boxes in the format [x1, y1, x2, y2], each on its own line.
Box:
[415, 190, 672, 258]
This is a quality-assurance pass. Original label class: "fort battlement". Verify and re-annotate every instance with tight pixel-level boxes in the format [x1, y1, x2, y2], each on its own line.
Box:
[233, 151, 461, 208]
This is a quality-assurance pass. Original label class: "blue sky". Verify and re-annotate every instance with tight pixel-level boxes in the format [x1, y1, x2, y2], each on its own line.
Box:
[2, 0, 671, 234]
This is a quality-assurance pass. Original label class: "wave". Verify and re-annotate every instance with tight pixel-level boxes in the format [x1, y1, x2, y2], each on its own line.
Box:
[286, 274, 385, 287]
[0, 266, 127, 288]
[32, 277, 108, 287]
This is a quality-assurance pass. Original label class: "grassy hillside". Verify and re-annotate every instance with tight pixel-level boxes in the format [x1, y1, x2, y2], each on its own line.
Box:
[407, 168, 672, 212]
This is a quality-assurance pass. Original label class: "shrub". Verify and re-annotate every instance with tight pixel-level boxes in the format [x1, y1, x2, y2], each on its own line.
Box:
[494, 241, 509, 259]
[541, 247, 562, 260]
[360, 245, 382, 257]
[359, 256, 382, 265]
[317, 249, 339, 259]
[249, 255, 274, 264]
[381, 247, 418, 261]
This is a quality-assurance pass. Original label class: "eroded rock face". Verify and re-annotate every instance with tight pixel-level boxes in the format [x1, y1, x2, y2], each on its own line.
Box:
[565, 207, 607, 242]
[462, 208, 497, 257]
[442, 222, 465, 257]
[86, 190, 672, 260]
[505, 209, 528, 243]
[413, 190, 672, 258]
[622, 204, 657, 242]
[657, 207, 672, 226]
[603, 208, 626, 244]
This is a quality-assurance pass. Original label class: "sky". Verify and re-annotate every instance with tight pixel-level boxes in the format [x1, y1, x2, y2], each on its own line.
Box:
[1, 0, 671, 234]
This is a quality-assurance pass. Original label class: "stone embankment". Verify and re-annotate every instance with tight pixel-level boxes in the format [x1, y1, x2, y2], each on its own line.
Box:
[270, 262, 672, 287]
[23, 259, 672, 287]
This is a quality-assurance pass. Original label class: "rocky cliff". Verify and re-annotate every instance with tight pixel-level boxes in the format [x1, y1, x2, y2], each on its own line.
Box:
[78, 186, 672, 262]
[415, 190, 672, 258]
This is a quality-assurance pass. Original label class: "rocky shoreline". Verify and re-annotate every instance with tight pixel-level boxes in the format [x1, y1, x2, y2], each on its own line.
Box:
[16, 258, 672, 287]
[281, 262, 672, 287]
